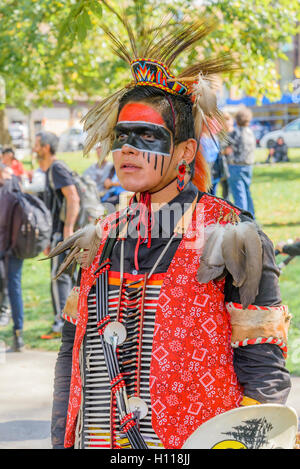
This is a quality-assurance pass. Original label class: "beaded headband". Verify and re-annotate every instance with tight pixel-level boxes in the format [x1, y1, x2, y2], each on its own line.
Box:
[130, 59, 190, 96]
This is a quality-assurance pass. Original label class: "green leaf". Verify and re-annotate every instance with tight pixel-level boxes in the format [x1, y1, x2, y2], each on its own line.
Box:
[89, 1, 103, 18]
[82, 9, 92, 29]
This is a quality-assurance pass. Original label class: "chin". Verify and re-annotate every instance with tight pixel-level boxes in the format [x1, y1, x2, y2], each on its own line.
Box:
[122, 182, 149, 193]
[117, 175, 148, 194]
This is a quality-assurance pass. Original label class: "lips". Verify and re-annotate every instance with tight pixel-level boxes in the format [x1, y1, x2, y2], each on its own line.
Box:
[120, 162, 141, 169]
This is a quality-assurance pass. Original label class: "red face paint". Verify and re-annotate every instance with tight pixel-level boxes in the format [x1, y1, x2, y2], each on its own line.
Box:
[118, 102, 166, 126]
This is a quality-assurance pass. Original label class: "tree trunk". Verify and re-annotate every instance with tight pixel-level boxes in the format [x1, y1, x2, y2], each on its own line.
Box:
[0, 108, 12, 146]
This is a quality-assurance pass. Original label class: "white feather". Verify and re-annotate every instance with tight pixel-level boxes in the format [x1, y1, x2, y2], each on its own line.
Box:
[192, 74, 217, 116]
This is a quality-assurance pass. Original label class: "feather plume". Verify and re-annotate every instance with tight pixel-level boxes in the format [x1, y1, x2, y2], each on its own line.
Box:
[178, 53, 239, 80]
[221, 223, 247, 287]
[193, 103, 204, 141]
[192, 74, 217, 116]
[197, 221, 263, 308]
[82, 87, 128, 157]
[81, 6, 238, 159]
[230, 223, 263, 308]
[41, 223, 103, 279]
[197, 223, 226, 283]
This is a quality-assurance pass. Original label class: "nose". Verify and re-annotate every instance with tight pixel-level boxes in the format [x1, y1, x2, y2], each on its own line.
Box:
[121, 143, 139, 155]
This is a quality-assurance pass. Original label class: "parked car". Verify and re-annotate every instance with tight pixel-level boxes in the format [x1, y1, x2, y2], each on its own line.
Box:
[260, 118, 300, 148]
[58, 127, 87, 152]
[250, 121, 272, 146]
[8, 123, 29, 149]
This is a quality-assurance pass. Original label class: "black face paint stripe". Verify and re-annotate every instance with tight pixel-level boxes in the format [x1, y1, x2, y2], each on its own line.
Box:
[147, 152, 150, 163]
[154, 154, 157, 170]
[161, 155, 165, 176]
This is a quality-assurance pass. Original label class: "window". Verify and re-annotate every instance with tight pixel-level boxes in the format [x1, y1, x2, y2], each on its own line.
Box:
[285, 120, 300, 131]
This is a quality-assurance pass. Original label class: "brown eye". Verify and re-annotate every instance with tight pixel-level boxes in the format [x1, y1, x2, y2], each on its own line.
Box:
[142, 132, 155, 141]
[117, 133, 128, 142]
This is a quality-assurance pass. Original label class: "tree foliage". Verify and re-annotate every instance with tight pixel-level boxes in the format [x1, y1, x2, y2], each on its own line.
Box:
[0, 0, 105, 110]
[0, 0, 299, 112]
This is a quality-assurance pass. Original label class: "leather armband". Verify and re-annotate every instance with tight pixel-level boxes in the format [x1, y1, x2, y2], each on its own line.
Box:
[226, 302, 291, 358]
[62, 286, 79, 326]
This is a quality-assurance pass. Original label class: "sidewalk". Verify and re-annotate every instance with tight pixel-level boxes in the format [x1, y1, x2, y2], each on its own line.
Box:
[0, 348, 300, 449]
[0, 349, 57, 449]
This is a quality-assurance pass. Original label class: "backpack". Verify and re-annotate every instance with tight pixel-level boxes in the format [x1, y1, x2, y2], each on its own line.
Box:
[49, 161, 105, 229]
[12, 192, 52, 259]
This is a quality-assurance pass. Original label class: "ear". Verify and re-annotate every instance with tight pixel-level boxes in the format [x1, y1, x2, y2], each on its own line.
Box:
[175, 138, 198, 166]
[43, 143, 51, 154]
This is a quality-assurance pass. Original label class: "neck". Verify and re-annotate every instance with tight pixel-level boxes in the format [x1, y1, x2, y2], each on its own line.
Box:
[39, 154, 56, 171]
[137, 177, 190, 206]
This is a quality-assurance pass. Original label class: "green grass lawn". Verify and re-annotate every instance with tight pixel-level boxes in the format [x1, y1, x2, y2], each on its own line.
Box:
[1, 148, 300, 376]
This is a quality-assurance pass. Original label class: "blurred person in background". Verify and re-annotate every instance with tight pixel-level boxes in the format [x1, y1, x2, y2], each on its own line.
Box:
[200, 130, 220, 195]
[276, 237, 300, 256]
[0, 163, 25, 351]
[265, 137, 289, 164]
[100, 171, 126, 207]
[1, 147, 26, 180]
[226, 107, 256, 217]
[33, 131, 80, 338]
[209, 112, 233, 200]
[22, 159, 46, 199]
[82, 143, 115, 198]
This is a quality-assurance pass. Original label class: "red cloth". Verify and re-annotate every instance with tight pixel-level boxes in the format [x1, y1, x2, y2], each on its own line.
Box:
[64, 195, 243, 448]
[11, 159, 25, 177]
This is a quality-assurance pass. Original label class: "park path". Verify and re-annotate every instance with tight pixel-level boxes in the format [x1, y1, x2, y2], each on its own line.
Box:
[0, 348, 300, 449]
[0, 349, 57, 449]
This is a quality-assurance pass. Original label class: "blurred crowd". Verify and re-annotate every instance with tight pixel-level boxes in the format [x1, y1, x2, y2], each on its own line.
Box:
[201, 106, 291, 218]
[0, 132, 125, 349]
[201, 106, 257, 217]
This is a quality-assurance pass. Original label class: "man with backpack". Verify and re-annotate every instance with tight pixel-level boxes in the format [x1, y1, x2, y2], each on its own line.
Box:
[33, 131, 80, 338]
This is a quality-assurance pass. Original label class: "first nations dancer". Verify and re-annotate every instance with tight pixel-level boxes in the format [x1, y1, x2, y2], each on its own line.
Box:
[49, 10, 291, 450]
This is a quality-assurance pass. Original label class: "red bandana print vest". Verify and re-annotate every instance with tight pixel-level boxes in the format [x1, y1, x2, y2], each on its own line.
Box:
[64, 194, 243, 448]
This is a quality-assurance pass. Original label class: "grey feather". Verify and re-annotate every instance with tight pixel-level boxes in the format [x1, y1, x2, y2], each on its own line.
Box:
[39, 229, 85, 260]
[222, 223, 247, 287]
[41, 223, 103, 279]
[238, 224, 263, 308]
[197, 221, 263, 309]
[197, 224, 226, 283]
[222, 222, 263, 308]
[53, 247, 81, 280]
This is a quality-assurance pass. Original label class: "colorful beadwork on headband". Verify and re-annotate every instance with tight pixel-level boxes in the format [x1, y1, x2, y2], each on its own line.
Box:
[131, 59, 191, 96]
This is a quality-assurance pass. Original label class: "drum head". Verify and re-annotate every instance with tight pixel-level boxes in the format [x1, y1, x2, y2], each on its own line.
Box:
[182, 404, 298, 449]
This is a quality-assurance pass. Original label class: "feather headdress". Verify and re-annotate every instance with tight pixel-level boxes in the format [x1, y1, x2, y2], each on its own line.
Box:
[82, 5, 238, 191]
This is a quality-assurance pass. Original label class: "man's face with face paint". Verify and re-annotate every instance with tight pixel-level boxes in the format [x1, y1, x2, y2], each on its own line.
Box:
[112, 102, 178, 194]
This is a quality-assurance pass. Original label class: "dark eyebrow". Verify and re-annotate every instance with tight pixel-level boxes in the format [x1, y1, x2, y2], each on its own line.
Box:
[115, 123, 155, 132]
[115, 123, 171, 139]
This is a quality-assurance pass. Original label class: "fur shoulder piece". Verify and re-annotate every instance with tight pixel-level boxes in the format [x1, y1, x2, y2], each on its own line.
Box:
[41, 222, 102, 280]
[196, 221, 263, 308]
